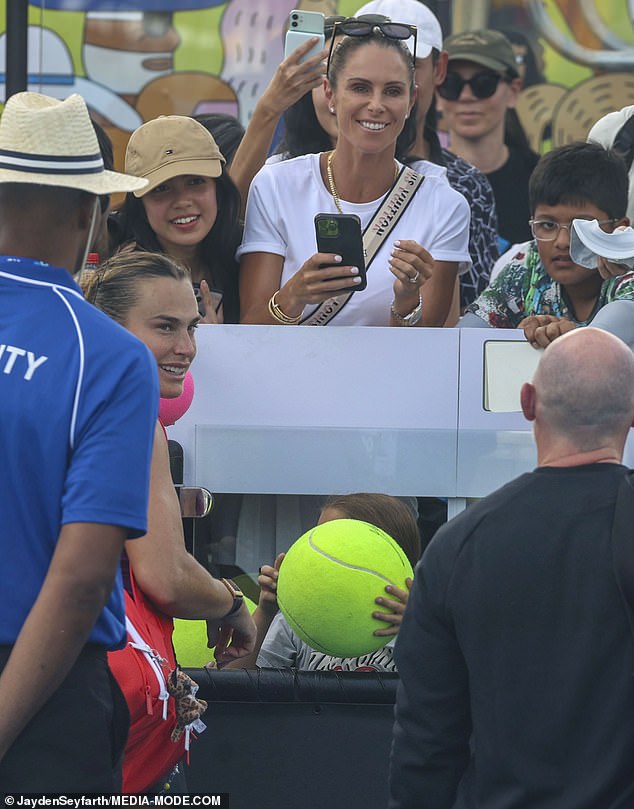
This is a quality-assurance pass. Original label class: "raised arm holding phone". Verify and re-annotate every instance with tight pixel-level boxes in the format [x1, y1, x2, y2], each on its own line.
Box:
[226, 12, 328, 216]
[238, 17, 470, 328]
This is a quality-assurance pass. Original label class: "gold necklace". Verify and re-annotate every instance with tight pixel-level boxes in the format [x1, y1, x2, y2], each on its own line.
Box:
[326, 150, 399, 214]
[327, 150, 344, 214]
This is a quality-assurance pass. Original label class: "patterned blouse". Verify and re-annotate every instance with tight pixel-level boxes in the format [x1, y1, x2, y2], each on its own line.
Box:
[443, 148, 499, 308]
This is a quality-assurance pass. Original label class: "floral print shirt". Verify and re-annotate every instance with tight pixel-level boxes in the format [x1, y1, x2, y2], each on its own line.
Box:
[466, 241, 634, 328]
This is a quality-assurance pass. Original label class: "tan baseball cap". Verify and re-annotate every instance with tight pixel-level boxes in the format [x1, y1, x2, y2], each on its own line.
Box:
[125, 115, 225, 198]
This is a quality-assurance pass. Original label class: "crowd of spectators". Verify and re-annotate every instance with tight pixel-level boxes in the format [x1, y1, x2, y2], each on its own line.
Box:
[3, 1, 634, 799]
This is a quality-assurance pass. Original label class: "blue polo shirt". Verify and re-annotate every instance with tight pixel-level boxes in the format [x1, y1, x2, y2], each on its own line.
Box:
[0, 256, 158, 649]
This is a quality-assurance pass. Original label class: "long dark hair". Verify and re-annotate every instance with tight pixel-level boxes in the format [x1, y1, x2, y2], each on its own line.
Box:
[194, 113, 246, 166]
[420, 97, 445, 165]
[113, 169, 242, 323]
[277, 90, 334, 158]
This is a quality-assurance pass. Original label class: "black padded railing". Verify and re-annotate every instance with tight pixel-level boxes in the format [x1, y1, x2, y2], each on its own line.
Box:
[183, 668, 398, 808]
[185, 666, 399, 704]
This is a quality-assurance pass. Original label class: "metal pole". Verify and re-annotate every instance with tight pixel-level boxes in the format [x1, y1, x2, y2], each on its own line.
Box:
[451, 0, 491, 33]
[5, 0, 28, 100]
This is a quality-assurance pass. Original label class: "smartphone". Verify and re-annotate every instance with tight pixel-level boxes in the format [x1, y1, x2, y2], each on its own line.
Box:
[192, 282, 223, 319]
[284, 9, 325, 63]
[314, 213, 367, 291]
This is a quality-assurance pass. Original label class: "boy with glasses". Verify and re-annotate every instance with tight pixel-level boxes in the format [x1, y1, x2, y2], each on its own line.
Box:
[461, 141, 634, 348]
[437, 29, 538, 252]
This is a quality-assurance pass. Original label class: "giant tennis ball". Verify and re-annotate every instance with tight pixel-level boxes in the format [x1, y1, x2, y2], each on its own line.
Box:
[276, 519, 413, 657]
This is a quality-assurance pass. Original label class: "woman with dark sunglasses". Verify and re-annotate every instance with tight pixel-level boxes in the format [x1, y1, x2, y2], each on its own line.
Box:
[238, 22, 470, 328]
[437, 29, 539, 254]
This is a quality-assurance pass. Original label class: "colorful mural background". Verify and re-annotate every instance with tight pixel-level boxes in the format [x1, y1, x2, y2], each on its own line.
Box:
[0, 0, 633, 170]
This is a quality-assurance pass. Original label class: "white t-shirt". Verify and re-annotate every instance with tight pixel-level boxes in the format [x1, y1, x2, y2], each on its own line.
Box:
[268, 151, 450, 183]
[237, 153, 471, 326]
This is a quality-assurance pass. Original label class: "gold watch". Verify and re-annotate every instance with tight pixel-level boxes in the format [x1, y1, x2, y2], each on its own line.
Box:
[220, 577, 244, 618]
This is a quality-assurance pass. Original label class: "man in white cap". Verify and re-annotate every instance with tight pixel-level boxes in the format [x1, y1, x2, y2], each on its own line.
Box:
[356, 0, 447, 150]
[0, 92, 158, 791]
[354, 0, 499, 309]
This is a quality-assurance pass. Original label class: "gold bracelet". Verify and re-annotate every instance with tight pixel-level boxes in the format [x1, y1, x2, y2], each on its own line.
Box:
[268, 290, 302, 325]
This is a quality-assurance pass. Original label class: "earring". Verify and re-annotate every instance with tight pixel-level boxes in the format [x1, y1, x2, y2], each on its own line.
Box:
[329, 106, 335, 114]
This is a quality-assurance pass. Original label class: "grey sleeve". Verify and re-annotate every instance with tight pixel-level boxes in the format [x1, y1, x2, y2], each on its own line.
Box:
[257, 613, 306, 668]
[590, 300, 634, 350]
[457, 312, 493, 328]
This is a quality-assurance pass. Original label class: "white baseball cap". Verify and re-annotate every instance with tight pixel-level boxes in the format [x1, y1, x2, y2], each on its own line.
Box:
[570, 219, 634, 269]
[354, 0, 443, 59]
[588, 105, 634, 222]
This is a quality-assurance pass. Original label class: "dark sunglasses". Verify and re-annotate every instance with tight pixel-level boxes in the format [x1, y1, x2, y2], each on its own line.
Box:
[326, 17, 417, 77]
[437, 71, 508, 101]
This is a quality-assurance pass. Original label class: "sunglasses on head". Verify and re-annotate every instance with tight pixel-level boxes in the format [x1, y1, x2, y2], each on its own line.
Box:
[324, 15, 348, 40]
[437, 71, 508, 101]
[327, 17, 417, 76]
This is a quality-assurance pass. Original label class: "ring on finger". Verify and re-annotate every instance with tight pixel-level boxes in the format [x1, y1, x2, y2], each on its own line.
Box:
[408, 270, 420, 284]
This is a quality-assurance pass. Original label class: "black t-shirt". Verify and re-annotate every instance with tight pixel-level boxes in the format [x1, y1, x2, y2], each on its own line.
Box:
[487, 146, 539, 251]
[391, 463, 634, 808]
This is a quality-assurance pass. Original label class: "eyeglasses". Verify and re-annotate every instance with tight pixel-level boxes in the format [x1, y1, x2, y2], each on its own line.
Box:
[326, 17, 417, 77]
[529, 218, 619, 241]
[437, 71, 507, 101]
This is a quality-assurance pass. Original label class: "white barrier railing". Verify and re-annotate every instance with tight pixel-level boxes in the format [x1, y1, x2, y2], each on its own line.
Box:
[168, 325, 542, 507]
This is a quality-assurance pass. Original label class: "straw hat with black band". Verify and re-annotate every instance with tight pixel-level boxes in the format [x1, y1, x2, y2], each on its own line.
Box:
[0, 91, 147, 195]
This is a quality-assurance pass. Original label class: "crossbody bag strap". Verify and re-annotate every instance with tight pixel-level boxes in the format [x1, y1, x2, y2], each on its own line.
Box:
[300, 165, 425, 326]
[611, 470, 634, 641]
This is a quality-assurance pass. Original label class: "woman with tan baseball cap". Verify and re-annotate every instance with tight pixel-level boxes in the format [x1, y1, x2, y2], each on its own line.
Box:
[113, 115, 242, 323]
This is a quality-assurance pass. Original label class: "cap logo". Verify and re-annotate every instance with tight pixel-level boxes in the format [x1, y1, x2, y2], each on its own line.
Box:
[165, 149, 174, 155]
[457, 33, 486, 45]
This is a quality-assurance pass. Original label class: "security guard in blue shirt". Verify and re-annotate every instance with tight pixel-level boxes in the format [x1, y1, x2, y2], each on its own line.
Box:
[0, 91, 158, 791]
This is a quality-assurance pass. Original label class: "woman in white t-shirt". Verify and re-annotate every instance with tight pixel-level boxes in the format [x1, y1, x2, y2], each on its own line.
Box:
[238, 20, 470, 328]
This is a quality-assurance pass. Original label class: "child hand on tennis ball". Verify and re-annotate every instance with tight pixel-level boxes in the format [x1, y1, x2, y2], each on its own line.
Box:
[257, 552, 285, 617]
[259, 552, 413, 637]
[372, 578, 413, 637]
